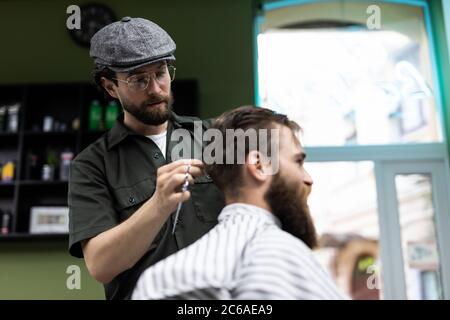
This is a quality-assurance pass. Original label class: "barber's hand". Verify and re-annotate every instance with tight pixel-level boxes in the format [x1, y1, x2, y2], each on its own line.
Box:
[151, 159, 204, 217]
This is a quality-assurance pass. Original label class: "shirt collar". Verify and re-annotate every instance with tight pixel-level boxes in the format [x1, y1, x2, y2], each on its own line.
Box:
[107, 113, 135, 150]
[218, 203, 282, 227]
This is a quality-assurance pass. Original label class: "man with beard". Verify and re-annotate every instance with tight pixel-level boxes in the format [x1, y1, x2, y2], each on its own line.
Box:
[68, 17, 225, 300]
[132, 106, 346, 300]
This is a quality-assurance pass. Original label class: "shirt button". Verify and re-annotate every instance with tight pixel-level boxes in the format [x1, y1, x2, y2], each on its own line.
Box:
[153, 152, 160, 159]
[129, 196, 135, 204]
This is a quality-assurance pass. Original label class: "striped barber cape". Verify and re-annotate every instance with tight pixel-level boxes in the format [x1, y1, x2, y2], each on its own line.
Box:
[132, 203, 347, 300]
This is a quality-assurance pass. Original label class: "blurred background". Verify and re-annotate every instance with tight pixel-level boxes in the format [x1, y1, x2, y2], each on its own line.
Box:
[1, 0, 450, 300]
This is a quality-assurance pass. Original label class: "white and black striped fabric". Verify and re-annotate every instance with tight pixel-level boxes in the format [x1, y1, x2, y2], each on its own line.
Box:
[132, 203, 347, 300]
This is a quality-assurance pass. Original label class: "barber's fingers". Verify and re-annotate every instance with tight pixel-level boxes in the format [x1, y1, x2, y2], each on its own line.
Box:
[157, 159, 203, 176]
[170, 190, 191, 203]
[172, 164, 203, 176]
[159, 165, 203, 183]
[165, 173, 195, 192]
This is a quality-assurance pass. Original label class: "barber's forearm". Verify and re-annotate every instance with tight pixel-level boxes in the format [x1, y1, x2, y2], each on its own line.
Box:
[83, 197, 168, 284]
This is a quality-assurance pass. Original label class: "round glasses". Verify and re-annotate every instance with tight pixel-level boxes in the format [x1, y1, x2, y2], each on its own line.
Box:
[113, 65, 176, 91]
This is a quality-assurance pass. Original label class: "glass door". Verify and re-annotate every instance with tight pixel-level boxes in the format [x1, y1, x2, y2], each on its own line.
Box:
[375, 160, 450, 299]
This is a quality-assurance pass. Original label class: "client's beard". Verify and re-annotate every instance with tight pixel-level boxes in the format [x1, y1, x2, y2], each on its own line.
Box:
[264, 172, 318, 249]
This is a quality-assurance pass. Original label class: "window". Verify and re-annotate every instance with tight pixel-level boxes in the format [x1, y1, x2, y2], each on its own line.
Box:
[256, 0, 443, 146]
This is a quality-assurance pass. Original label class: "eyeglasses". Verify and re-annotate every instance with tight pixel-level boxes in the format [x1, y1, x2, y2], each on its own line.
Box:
[113, 65, 176, 91]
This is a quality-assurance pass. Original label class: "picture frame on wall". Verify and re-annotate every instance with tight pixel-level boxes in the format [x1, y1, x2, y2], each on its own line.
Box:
[29, 206, 69, 234]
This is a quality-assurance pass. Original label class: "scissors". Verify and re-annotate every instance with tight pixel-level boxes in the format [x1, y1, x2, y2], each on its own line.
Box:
[172, 164, 191, 234]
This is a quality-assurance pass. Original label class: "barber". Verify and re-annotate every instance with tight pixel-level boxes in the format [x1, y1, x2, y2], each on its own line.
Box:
[68, 17, 225, 300]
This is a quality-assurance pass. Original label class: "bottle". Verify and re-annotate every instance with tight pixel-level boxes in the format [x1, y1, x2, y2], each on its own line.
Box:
[42, 148, 58, 181]
[1, 210, 12, 235]
[105, 101, 119, 129]
[6, 104, 20, 133]
[43, 116, 54, 132]
[72, 117, 80, 131]
[1, 161, 15, 182]
[88, 100, 102, 131]
[0, 106, 6, 132]
[59, 150, 74, 181]
[42, 164, 54, 181]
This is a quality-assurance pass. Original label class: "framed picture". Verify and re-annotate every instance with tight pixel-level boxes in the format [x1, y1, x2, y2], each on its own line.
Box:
[29, 206, 69, 234]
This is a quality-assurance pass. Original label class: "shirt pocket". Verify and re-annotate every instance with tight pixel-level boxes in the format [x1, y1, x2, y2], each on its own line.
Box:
[113, 177, 167, 251]
[113, 177, 156, 222]
[191, 174, 224, 223]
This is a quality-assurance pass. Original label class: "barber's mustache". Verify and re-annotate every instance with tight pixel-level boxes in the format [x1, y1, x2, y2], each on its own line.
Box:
[143, 94, 170, 105]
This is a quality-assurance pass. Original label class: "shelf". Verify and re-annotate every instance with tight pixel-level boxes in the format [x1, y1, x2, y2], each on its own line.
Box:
[0, 181, 69, 186]
[0, 181, 16, 187]
[24, 131, 78, 136]
[0, 132, 19, 137]
[0, 81, 198, 238]
[0, 82, 104, 238]
[0, 132, 19, 145]
[0, 233, 68, 241]
[19, 180, 68, 186]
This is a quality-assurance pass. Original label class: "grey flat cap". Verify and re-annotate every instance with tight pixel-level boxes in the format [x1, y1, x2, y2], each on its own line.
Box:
[90, 17, 176, 72]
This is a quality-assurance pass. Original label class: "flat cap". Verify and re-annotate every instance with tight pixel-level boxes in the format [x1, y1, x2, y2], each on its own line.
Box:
[90, 17, 176, 72]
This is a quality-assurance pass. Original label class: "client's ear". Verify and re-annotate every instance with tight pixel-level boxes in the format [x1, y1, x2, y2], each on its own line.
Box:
[246, 150, 270, 182]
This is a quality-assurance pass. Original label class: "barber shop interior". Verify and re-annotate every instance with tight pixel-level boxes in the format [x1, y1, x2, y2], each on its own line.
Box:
[1, 0, 450, 301]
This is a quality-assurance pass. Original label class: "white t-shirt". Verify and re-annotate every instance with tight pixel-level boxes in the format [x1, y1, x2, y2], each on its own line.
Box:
[146, 131, 167, 158]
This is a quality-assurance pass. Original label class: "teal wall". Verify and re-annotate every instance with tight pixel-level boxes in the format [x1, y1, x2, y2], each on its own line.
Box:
[0, 0, 254, 299]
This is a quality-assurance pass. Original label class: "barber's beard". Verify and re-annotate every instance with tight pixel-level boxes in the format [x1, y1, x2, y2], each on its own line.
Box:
[121, 91, 173, 126]
[264, 173, 318, 249]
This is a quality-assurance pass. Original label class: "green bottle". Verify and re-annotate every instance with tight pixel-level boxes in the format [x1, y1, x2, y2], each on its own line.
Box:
[88, 100, 102, 131]
[105, 101, 120, 130]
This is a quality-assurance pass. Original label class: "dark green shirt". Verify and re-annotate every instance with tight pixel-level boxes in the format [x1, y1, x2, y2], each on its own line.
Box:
[68, 112, 225, 300]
